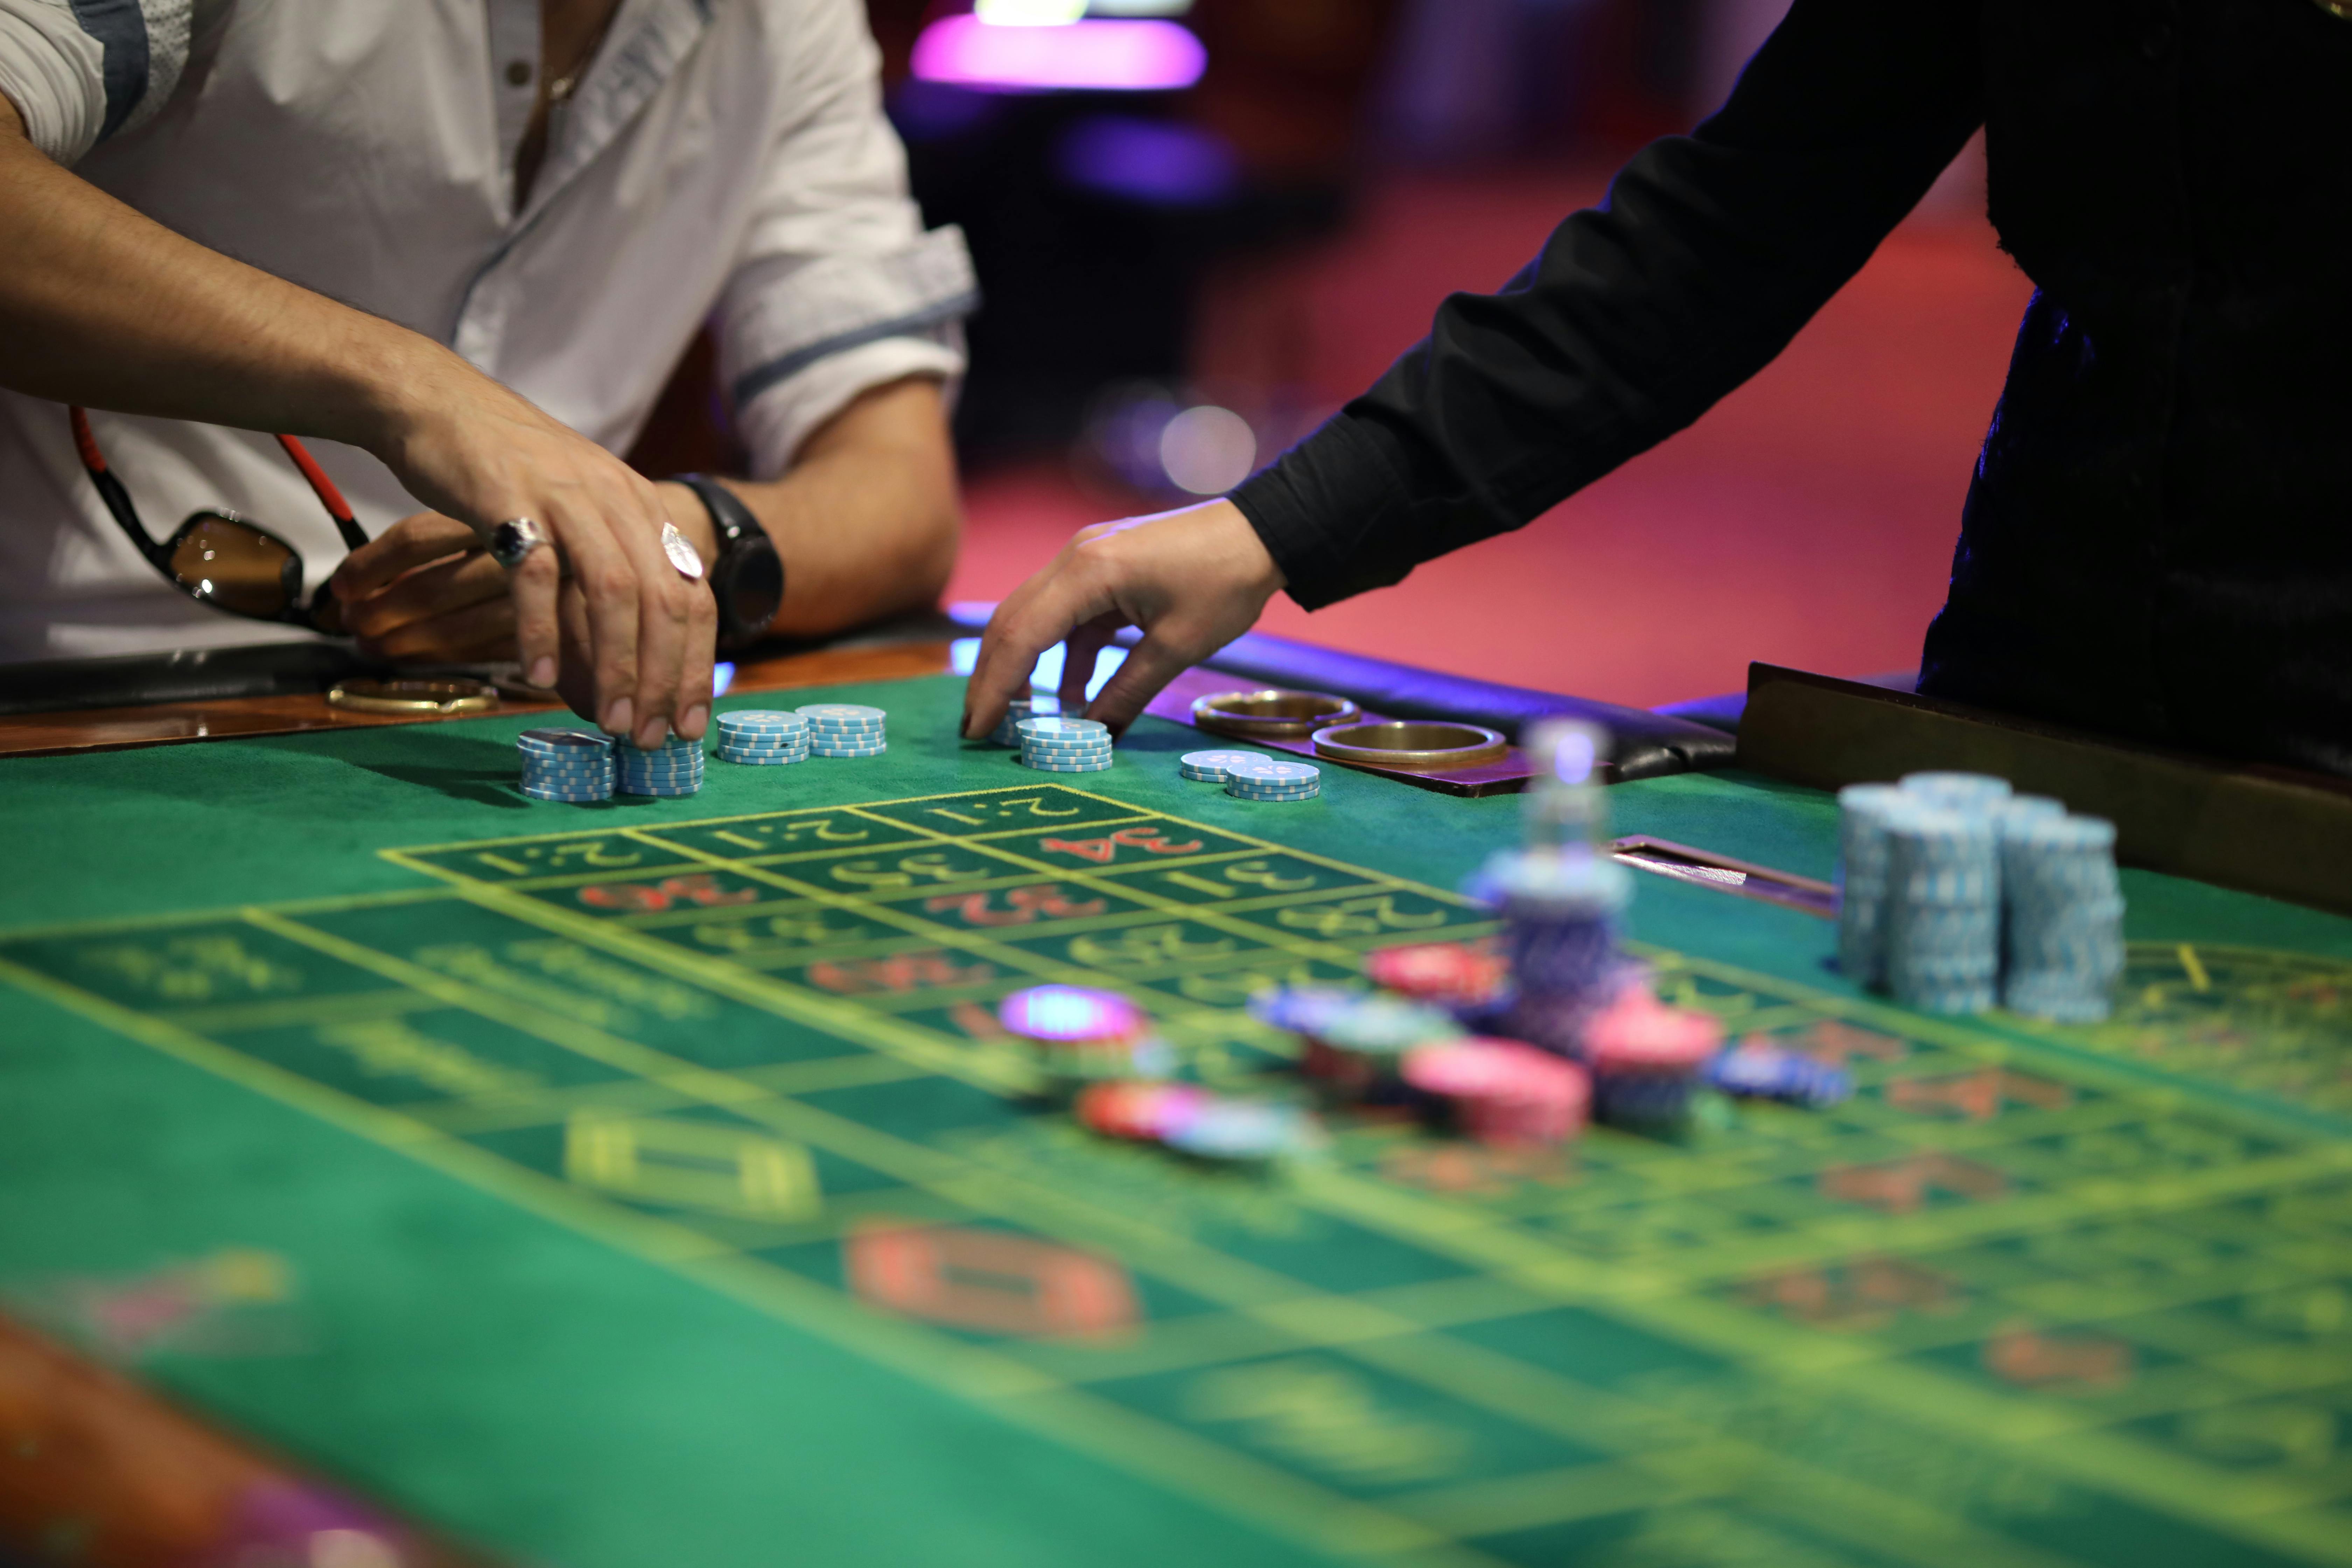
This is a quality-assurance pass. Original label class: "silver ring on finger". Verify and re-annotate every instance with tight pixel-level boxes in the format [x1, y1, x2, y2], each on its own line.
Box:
[489, 516, 550, 570]
[660, 521, 706, 581]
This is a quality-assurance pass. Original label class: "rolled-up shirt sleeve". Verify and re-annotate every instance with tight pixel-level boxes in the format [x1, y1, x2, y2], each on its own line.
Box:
[1228, 0, 1982, 610]
[715, 0, 975, 477]
[0, 0, 192, 164]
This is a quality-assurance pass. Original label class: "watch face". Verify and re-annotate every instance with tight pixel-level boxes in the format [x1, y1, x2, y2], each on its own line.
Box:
[718, 544, 784, 643]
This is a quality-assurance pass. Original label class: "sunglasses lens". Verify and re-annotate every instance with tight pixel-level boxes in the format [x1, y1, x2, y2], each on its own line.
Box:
[169, 514, 298, 618]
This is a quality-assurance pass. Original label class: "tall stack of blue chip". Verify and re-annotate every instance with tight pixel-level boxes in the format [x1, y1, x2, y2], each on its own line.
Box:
[1489, 848, 1634, 1054]
[614, 734, 703, 796]
[797, 704, 888, 757]
[1018, 716, 1113, 771]
[1882, 800, 2000, 1013]
[1899, 772, 2014, 812]
[517, 728, 614, 802]
[1834, 783, 1908, 986]
[2000, 812, 2124, 1021]
[715, 709, 808, 765]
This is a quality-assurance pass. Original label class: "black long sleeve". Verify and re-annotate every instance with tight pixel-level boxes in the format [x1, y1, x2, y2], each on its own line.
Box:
[1229, 0, 1985, 609]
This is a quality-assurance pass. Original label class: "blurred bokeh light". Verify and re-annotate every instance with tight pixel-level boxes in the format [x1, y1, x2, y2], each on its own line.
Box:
[911, 15, 1207, 92]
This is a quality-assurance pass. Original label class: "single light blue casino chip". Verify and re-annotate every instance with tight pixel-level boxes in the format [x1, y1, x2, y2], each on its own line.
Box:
[811, 743, 888, 758]
[1163, 1098, 1312, 1161]
[1022, 756, 1112, 772]
[998, 985, 1144, 1042]
[520, 728, 611, 751]
[718, 708, 807, 730]
[1178, 749, 1269, 782]
[1017, 716, 1110, 746]
[1248, 986, 1364, 1036]
[1228, 780, 1319, 796]
[1226, 760, 1318, 788]
[796, 703, 887, 724]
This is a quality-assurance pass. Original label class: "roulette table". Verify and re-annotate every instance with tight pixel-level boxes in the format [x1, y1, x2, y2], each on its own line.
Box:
[1, 642, 2348, 1568]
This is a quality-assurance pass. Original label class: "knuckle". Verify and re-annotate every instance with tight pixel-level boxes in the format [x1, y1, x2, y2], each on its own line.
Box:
[589, 567, 638, 606]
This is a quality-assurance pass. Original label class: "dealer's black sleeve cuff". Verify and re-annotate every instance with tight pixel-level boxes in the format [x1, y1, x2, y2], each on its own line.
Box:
[1228, 414, 1430, 612]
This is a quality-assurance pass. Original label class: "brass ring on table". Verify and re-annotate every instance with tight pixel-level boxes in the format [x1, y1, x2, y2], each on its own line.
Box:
[1190, 688, 1360, 739]
[1311, 720, 1508, 771]
[326, 678, 501, 716]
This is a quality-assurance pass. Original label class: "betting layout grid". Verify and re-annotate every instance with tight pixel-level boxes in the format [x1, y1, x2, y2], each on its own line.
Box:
[3, 786, 2347, 1568]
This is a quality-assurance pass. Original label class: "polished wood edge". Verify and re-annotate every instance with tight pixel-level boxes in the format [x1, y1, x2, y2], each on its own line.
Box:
[0, 642, 958, 761]
[0, 1308, 497, 1566]
[1736, 662, 2352, 916]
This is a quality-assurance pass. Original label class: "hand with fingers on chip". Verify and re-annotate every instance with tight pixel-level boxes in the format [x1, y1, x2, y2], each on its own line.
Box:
[961, 499, 1286, 742]
[330, 475, 716, 738]
[348, 382, 720, 749]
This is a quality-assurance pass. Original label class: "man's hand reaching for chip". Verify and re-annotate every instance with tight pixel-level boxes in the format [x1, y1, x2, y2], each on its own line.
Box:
[961, 499, 1286, 742]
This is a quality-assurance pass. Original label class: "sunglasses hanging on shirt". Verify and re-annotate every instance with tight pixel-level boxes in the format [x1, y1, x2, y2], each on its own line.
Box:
[69, 407, 368, 635]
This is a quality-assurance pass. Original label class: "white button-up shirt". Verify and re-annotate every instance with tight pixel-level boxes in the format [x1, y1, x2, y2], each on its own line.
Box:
[0, 0, 975, 660]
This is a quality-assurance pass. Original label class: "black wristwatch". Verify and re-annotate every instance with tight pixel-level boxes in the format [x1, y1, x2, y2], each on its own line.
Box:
[671, 474, 785, 651]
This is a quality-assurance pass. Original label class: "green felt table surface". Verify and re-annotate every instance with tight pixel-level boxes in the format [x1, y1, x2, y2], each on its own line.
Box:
[3, 672, 2350, 1568]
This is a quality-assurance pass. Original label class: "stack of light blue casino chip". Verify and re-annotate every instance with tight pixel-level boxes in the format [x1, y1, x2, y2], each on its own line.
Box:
[989, 694, 1035, 748]
[714, 709, 809, 765]
[1225, 759, 1320, 802]
[797, 703, 888, 757]
[1180, 748, 1270, 783]
[614, 734, 704, 797]
[1834, 783, 1908, 986]
[1018, 715, 1113, 771]
[517, 728, 614, 803]
[2000, 812, 2124, 1022]
[1883, 800, 2000, 1014]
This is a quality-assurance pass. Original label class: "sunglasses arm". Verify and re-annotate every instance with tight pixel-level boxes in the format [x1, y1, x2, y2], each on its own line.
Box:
[276, 434, 370, 552]
[68, 406, 173, 570]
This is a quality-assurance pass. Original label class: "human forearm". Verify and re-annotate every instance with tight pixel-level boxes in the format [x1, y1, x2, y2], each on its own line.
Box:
[0, 94, 460, 453]
[1232, 0, 1984, 610]
[0, 93, 715, 744]
[672, 376, 960, 639]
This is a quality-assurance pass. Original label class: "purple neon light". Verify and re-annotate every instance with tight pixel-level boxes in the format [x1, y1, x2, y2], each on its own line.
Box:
[910, 16, 1207, 92]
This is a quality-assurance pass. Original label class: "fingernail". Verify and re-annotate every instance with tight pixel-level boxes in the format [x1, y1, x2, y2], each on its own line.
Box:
[636, 716, 668, 749]
[681, 704, 708, 739]
[528, 657, 555, 688]
[605, 698, 633, 737]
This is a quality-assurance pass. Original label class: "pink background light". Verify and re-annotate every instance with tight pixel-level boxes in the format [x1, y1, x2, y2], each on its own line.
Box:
[910, 16, 1208, 93]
